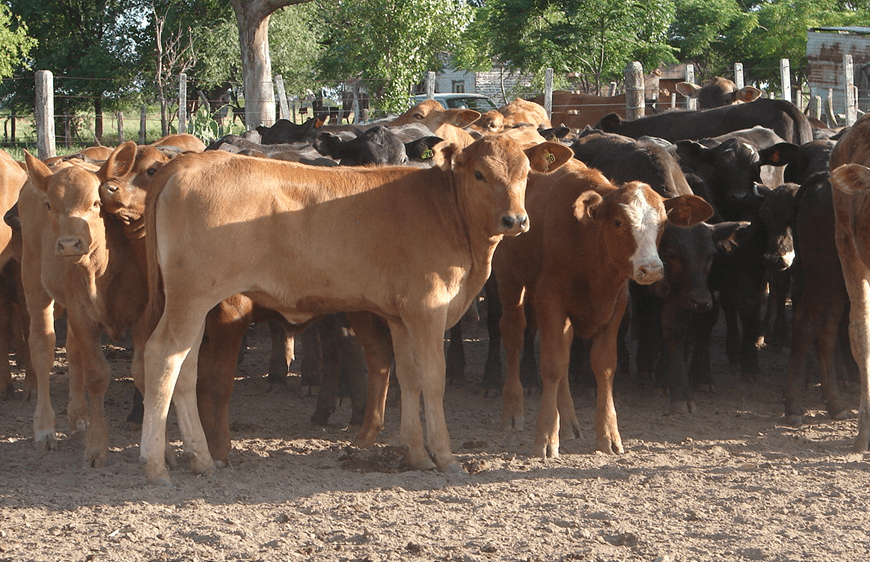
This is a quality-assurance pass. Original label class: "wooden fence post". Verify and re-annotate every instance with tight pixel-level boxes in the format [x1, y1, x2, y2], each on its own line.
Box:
[625, 61, 645, 120]
[780, 59, 792, 103]
[685, 64, 696, 110]
[178, 73, 187, 134]
[810, 95, 822, 121]
[35, 69, 56, 160]
[139, 106, 147, 144]
[117, 110, 124, 143]
[845, 54, 857, 127]
[734, 63, 744, 89]
[826, 88, 838, 127]
[544, 68, 554, 120]
[274, 75, 290, 121]
[607, 82, 617, 96]
[426, 71, 436, 99]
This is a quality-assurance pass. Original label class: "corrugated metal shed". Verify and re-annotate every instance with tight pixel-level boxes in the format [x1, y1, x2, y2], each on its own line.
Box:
[807, 27, 870, 115]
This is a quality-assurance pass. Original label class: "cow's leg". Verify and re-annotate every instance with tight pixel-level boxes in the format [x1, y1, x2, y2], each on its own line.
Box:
[837, 242, 870, 451]
[348, 312, 392, 448]
[720, 292, 741, 374]
[738, 301, 762, 381]
[816, 307, 849, 421]
[312, 316, 342, 426]
[586, 291, 628, 455]
[556, 363, 581, 440]
[445, 323, 465, 384]
[661, 302, 695, 413]
[26, 288, 57, 450]
[499, 278, 528, 432]
[531, 301, 572, 459]
[266, 319, 292, 388]
[298, 324, 322, 392]
[65, 315, 112, 468]
[784, 297, 813, 425]
[0, 274, 14, 399]
[141, 306, 212, 486]
[63, 326, 89, 436]
[480, 276, 503, 391]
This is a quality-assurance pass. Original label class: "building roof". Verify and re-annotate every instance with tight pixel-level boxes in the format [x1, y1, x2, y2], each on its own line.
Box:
[809, 27, 870, 36]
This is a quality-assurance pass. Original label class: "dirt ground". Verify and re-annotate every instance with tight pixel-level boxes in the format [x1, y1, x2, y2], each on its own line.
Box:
[2, 308, 870, 562]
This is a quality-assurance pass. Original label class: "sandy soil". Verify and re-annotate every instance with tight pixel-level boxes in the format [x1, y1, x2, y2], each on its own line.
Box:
[2, 312, 870, 562]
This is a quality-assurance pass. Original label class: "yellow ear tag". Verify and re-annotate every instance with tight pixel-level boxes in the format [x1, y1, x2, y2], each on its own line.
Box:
[421, 149, 434, 160]
[544, 151, 556, 164]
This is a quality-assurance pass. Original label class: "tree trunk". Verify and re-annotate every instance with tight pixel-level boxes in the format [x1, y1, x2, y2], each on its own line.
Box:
[231, 0, 305, 129]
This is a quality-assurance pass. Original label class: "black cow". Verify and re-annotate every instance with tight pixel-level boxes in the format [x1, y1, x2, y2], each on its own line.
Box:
[313, 126, 408, 166]
[596, 98, 813, 147]
[783, 172, 854, 425]
[256, 114, 328, 145]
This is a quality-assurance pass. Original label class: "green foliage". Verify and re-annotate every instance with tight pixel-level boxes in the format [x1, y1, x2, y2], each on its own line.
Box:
[172, 100, 240, 142]
[0, 6, 35, 79]
[466, 0, 678, 93]
[316, 0, 473, 114]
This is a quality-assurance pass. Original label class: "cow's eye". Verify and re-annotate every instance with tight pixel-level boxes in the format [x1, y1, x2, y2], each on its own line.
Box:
[614, 219, 622, 228]
[475, 171, 484, 181]
[44, 201, 51, 211]
[93, 200, 101, 209]
[147, 167, 158, 176]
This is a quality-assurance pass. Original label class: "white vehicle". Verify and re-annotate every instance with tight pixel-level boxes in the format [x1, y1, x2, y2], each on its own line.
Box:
[412, 93, 498, 113]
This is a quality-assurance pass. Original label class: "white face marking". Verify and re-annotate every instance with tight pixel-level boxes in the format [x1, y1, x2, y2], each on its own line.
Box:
[781, 249, 795, 268]
[622, 186, 664, 283]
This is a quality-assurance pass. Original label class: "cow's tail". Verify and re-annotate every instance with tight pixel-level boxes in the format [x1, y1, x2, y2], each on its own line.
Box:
[144, 163, 170, 333]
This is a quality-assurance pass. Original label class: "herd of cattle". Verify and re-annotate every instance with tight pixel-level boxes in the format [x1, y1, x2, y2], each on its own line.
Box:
[3, 76, 870, 486]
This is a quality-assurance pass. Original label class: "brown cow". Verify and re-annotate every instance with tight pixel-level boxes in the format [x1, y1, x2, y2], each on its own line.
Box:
[19, 155, 150, 467]
[389, 99, 480, 147]
[138, 136, 573, 485]
[829, 112, 870, 451]
[493, 159, 711, 457]
[150, 133, 206, 153]
[0, 149, 29, 399]
[675, 77, 761, 109]
[499, 97, 552, 128]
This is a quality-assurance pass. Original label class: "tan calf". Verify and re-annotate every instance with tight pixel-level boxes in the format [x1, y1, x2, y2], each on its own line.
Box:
[829, 113, 870, 451]
[140, 136, 573, 485]
[493, 159, 711, 458]
[19, 154, 150, 467]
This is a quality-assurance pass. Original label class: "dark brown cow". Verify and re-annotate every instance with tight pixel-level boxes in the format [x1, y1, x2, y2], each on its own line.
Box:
[829, 112, 870, 451]
[533, 90, 671, 131]
[0, 149, 29, 399]
[492, 159, 711, 457]
[19, 155, 150, 467]
[139, 136, 573, 485]
[675, 77, 761, 109]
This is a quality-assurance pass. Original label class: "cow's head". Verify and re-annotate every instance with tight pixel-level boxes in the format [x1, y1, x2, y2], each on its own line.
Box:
[25, 151, 103, 260]
[654, 221, 742, 312]
[574, 182, 713, 285]
[442, 137, 572, 238]
[97, 142, 173, 227]
[676, 138, 797, 221]
[675, 77, 762, 109]
[758, 183, 799, 271]
[471, 110, 506, 134]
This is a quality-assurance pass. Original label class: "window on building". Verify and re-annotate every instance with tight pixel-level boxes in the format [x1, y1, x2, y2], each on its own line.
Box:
[452, 81, 466, 93]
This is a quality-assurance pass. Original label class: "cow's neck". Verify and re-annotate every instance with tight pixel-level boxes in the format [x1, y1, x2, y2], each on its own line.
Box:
[64, 219, 128, 319]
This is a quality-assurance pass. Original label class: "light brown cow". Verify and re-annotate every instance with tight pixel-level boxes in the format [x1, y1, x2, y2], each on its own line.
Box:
[139, 136, 573, 485]
[150, 133, 207, 153]
[389, 99, 480, 147]
[829, 112, 870, 451]
[675, 77, 761, 109]
[0, 149, 29, 399]
[493, 159, 711, 457]
[19, 154, 151, 467]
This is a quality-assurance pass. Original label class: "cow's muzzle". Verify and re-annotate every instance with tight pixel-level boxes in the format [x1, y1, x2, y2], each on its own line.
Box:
[56, 237, 86, 257]
[501, 213, 529, 236]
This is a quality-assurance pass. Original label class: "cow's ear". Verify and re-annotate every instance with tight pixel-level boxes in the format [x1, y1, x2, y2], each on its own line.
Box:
[97, 141, 137, 184]
[573, 190, 603, 220]
[525, 142, 572, 173]
[675, 82, 701, 99]
[675, 140, 714, 165]
[434, 142, 459, 171]
[831, 163, 870, 195]
[710, 221, 749, 254]
[449, 109, 481, 129]
[24, 151, 53, 193]
[597, 113, 622, 132]
[664, 194, 714, 227]
[737, 86, 761, 103]
[759, 142, 799, 167]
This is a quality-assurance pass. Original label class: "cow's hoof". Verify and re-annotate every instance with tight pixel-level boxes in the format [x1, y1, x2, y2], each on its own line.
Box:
[407, 455, 437, 471]
[784, 414, 804, 427]
[852, 438, 869, 453]
[439, 461, 465, 474]
[502, 415, 525, 432]
[829, 405, 850, 421]
[595, 438, 624, 455]
[84, 452, 107, 469]
[533, 442, 559, 459]
[34, 433, 57, 451]
[310, 409, 332, 426]
[189, 455, 215, 477]
[214, 460, 228, 469]
[671, 401, 689, 414]
[148, 474, 175, 488]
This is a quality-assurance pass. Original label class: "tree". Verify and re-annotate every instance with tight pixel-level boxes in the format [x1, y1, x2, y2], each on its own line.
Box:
[316, 0, 473, 114]
[465, 0, 678, 94]
[0, 6, 35, 79]
[230, 0, 312, 128]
